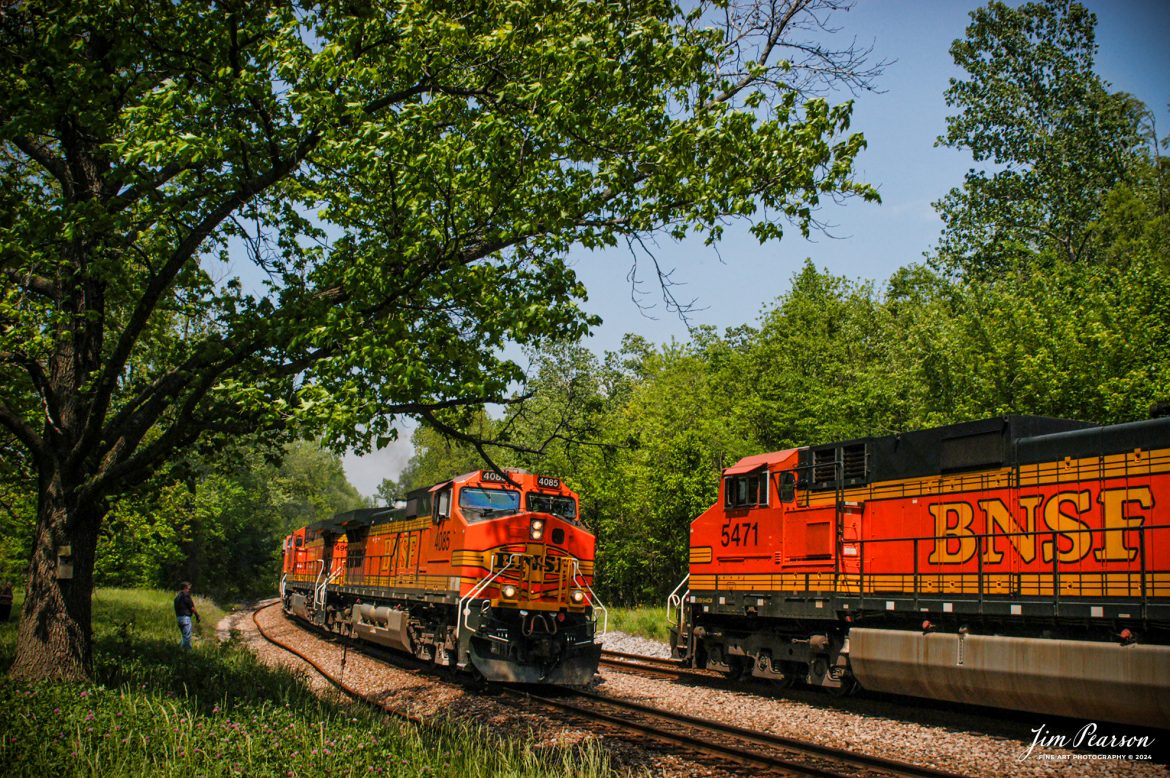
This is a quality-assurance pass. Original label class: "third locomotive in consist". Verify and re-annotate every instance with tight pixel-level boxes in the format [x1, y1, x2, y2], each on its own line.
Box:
[669, 414, 1170, 727]
[282, 469, 604, 684]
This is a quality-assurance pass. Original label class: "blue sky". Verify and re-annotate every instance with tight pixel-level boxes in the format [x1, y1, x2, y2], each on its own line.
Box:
[343, 0, 1170, 496]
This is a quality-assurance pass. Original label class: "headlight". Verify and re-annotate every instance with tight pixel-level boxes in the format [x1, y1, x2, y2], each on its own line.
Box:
[501, 584, 517, 599]
[570, 590, 585, 604]
[530, 518, 545, 540]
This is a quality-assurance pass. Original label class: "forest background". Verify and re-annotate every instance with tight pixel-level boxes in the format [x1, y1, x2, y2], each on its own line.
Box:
[1, 0, 1167, 607]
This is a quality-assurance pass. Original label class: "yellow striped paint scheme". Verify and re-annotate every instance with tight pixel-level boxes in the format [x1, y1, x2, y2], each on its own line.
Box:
[690, 572, 1170, 598]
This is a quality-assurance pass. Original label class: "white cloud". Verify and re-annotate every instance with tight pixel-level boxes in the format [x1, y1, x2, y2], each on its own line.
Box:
[341, 423, 416, 500]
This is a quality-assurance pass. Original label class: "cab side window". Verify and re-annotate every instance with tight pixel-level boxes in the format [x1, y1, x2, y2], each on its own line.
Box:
[433, 487, 452, 521]
[723, 471, 768, 508]
[779, 471, 796, 503]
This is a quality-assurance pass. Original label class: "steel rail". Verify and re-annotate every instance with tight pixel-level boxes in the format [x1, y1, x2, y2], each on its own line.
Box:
[250, 602, 426, 723]
[256, 605, 962, 778]
[541, 686, 966, 778]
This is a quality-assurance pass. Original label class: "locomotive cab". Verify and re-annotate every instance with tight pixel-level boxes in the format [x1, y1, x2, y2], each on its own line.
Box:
[673, 449, 858, 690]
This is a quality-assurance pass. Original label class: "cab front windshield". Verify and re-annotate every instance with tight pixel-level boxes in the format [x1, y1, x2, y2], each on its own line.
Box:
[526, 493, 577, 522]
[459, 487, 520, 522]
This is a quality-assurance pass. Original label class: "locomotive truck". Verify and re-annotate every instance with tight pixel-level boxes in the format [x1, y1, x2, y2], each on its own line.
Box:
[282, 469, 604, 684]
[670, 414, 1170, 728]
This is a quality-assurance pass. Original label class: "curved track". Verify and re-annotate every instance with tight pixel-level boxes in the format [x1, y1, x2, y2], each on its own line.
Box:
[252, 604, 963, 777]
[250, 604, 426, 723]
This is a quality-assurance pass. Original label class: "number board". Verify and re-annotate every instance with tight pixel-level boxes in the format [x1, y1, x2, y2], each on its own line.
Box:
[481, 471, 507, 483]
[536, 476, 561, 489]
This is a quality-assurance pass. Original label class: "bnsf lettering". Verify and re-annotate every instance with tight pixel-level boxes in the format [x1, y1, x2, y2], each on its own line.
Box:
[928, 486, 1154, 565]
[493, 553, 564, 574]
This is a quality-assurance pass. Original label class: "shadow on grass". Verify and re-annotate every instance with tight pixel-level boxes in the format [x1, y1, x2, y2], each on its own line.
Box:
[91, 620, 331, 717]
[0, 593, 326, 718]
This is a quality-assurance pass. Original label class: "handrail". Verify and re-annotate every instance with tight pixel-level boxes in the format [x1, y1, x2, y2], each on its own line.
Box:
[457, 553, 519, 639]
[313, 563, 341, 613]
[279, 573, 287, 601]
[569, 558, 608, 639]
[666, 574, 690, 628]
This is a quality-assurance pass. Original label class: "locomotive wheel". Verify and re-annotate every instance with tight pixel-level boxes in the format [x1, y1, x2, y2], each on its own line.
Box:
[723, 656, 749, 681]
[771, 673, 795, 689]
[826, 676, 858, 697]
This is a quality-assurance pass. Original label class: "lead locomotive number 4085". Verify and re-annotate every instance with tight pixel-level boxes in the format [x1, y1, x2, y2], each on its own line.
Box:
[282, 469, 604, 685]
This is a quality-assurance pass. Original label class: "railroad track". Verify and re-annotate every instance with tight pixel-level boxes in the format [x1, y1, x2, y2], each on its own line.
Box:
[599, 649, 710, 680]
[251, 604, 963, 777]
[513, 684, 962, 778]
[250, 603, 429, 723]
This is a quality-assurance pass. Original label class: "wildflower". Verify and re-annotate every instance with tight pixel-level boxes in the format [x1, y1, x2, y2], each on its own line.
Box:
[79, 691, 89, 698]
[53, 707, 60, 714]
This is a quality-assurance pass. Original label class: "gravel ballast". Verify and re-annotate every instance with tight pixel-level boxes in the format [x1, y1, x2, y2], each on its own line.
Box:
[222, 606, 1168, 777]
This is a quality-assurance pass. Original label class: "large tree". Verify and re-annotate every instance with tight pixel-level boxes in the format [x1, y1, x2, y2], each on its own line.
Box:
[0, 0, 876, 680]
[933, 0, 1147, 277]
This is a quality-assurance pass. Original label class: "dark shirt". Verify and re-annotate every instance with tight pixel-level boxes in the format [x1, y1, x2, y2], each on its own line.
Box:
[174, 591, 195, 617]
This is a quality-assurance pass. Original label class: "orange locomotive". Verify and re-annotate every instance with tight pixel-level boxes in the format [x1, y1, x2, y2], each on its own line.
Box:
[282, 469, 604, 684]
[670, 415, 1170, 727]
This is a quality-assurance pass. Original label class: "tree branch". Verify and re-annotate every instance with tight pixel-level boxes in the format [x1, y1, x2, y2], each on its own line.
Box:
[0, 398, 43, 456]
[9, 135, 71, 194]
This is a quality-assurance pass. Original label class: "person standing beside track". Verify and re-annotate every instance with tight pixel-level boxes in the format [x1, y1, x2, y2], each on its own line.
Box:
[0, 581, 13, 622]
[174, 581, 200, 650]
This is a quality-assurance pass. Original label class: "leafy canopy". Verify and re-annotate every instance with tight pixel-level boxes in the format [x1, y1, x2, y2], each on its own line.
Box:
[933, 0, 1147, 276]
[0, 0, 876, 501]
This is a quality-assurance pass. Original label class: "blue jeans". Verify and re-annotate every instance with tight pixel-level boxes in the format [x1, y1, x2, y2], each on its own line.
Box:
[177, 615, 193, 649]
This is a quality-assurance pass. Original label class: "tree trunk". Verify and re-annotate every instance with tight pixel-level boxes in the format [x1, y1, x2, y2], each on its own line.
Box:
[8, 465, 102, 682]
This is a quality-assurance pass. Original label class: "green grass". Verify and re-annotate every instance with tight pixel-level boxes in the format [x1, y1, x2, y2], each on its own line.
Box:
[0, 588, 620, 777]
[605, 605, 672, 644]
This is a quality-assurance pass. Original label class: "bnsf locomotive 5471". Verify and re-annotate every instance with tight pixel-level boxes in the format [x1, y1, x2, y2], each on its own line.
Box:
[281, 470, 604, 684]
[669, 415, 1170, 727]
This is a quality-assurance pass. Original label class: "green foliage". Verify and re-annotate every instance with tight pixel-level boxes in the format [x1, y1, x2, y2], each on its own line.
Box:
[0, 589, 617, 777]
[93, 439, 365, 601]
[934, 0, 1148, 276]
[0, 445, 35, 583]
[2, 0, 877, 677]
[271, 440, 368, 532]
[922, 178, 1170, 423]
[735, 260, 916, 447]
[607, 605, 672, 644]
[0, 0, 876, 494]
